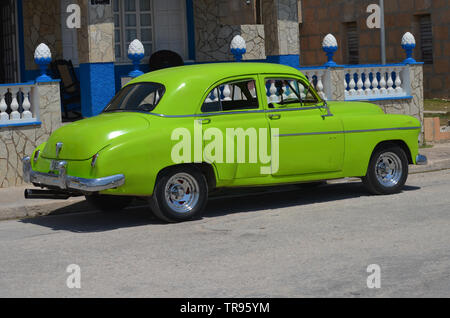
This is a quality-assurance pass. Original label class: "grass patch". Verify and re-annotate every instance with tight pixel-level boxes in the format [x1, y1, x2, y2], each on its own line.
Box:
[424, 99, 450, 126]
[420, 143, 434, 149]
[424, 99, 450, 112]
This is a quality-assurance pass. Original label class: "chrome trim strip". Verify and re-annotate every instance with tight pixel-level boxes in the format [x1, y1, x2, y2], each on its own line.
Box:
[276, 126, 421, 137]
[22, 157, 125, 192]
[416, 154, 428, 166]
[146, 105, 325, 118]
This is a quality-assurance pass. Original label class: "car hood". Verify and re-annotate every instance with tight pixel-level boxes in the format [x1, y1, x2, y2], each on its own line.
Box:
[41, 112, 150, 160]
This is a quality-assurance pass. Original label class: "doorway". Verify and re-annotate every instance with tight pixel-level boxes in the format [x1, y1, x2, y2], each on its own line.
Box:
[0, 0, 20, 83]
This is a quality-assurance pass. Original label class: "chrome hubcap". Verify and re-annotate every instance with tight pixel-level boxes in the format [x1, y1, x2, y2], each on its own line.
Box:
[164, 173, 199, 213]
[375, 152, 403, 187]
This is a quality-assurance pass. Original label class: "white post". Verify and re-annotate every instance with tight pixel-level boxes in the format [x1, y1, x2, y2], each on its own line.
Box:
[0, 88, 8, 122]
[364, 69, 372, 95]
[21, 87, 33, 119]
[9, 87, 20, 120]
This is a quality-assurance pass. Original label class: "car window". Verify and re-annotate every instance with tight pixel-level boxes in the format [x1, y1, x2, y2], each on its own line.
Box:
[202, 79, 259, 113]
[265, 78, 320, 108]
[103, 82, 165, 113]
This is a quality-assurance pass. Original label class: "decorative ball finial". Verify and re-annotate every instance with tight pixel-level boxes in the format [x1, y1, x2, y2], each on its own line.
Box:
[230, 35, 246, 62]
[322, 34, 338, 67]
[401, 32, 417, 64]
[128, 39, 145, 78]
[34, 43, 52, 82]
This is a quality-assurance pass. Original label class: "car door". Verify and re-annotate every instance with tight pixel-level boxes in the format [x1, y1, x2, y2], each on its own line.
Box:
[259, 75, 345, 176]
[197, 76, 272, 180]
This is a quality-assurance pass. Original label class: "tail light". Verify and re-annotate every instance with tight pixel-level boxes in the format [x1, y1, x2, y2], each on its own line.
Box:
[91, 153, 99, 168]
[33, 150, 40, 162]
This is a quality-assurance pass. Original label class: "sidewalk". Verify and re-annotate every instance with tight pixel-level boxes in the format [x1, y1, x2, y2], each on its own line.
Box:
[1, 142, 449, 221]
[410, 142, 450, 174]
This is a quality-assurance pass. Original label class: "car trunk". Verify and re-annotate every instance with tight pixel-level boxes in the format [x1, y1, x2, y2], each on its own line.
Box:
[41, 112, 150, 160]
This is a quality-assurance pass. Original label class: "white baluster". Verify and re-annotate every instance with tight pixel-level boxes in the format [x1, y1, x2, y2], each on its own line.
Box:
[348, 72, 356, 96]
[222, 84, 231, 101]
[282, 83, 289, 100]
[364, 70, 372, 96]
[288, 80, 297, 99]
[371, 70, 379, 95]
[379, 69, 387, 95]
[395, 68, 403, 95]
[0, 88, 8, 122]
[299, 81, 306, 99]
[21, 87, 32, 119]
[212, 89, 219, 102]
[386, 69, 394, 95]
[248, 86, 256, 99]
[9, 87, 20, 120]
[269, 80, 278, 103]
[316, 71, 325, 100]
[356, 70, 364, 96]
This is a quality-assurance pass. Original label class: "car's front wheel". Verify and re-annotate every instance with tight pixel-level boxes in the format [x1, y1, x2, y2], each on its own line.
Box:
[85, 194, 133, 211]
[150, 166, 208, 223]
[362, 145, 409, 195]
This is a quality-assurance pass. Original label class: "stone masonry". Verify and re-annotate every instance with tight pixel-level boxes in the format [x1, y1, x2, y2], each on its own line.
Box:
[22, 0, 63, 71]
[0, 82, 62, 188]
[193, 0, 266, 62]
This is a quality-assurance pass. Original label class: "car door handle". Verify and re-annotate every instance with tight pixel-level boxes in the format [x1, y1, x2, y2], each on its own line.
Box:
[197, 118, 211, 124]
[269, 114, 281, 120]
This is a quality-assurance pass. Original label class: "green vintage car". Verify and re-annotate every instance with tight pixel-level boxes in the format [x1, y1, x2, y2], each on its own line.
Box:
[23, 63, 427, 222]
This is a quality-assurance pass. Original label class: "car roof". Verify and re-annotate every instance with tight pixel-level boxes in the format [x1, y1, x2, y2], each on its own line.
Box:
[137, 62, 305, 80]
[126, 62, 308, 116]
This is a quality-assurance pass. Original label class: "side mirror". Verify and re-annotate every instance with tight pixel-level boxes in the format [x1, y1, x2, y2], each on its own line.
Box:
[321, 101, 334, 118]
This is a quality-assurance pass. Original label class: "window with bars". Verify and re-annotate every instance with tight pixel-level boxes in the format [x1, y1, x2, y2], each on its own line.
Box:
[419, 15, 433, 64]
[345, 22, 359, 65]
[114, 0, 154, 61]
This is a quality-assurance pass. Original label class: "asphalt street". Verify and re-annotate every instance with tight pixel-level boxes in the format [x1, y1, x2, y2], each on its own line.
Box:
[0, 170, 449, 297]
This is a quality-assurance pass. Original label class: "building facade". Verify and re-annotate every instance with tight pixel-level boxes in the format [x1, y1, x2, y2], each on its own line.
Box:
[0, 0, 303, 117]
[299, 0, 450, 99]
[1, 0, 428, 188]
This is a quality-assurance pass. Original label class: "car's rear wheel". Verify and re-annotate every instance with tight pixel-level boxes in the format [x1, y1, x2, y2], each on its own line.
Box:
[362, 146, 409, 195]
[85, 194, 133, 212]
[150, 166, 208, 223]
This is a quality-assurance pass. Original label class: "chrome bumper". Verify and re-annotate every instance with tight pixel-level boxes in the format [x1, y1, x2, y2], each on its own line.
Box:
[416, 154, 428, 166]
[22, 157, 125, 192]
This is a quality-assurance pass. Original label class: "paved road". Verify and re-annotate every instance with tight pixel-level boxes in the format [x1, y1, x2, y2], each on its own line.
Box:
[0, 170, 449, 297]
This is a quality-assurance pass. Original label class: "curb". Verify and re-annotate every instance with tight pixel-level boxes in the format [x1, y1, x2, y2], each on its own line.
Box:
[409, 159, 450, 174]
[1, 161, 449, 222]
[0, 197, 87, 221]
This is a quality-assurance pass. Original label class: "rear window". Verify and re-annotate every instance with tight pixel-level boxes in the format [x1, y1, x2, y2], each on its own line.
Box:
[103, 82, 165, 113]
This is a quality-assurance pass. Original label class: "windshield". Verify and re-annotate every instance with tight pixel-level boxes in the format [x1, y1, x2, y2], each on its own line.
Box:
[103, 82, 165, 113]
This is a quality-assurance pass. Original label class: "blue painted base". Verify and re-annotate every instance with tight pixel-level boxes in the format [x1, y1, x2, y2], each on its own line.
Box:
[266, 55, 300, 69]
[79, 62, 116, 117]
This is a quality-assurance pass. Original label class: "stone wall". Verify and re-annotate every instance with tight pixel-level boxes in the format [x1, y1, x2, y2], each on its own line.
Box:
[262, 0, 300, 56]
[373, 65, 424, 140]
[0, 82, 62, 188]
[22, 0, 63, 71]
[193, 0, 266, 62]
[76, 0, 115, 64]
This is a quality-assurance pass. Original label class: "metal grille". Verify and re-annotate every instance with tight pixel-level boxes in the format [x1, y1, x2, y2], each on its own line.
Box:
[0, 0, 18, 83]
[346, 22, 359, 65]
[419, 15, 433, 64]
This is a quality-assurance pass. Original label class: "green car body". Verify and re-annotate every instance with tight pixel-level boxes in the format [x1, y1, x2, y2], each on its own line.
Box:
[23, 63, 425, 221]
